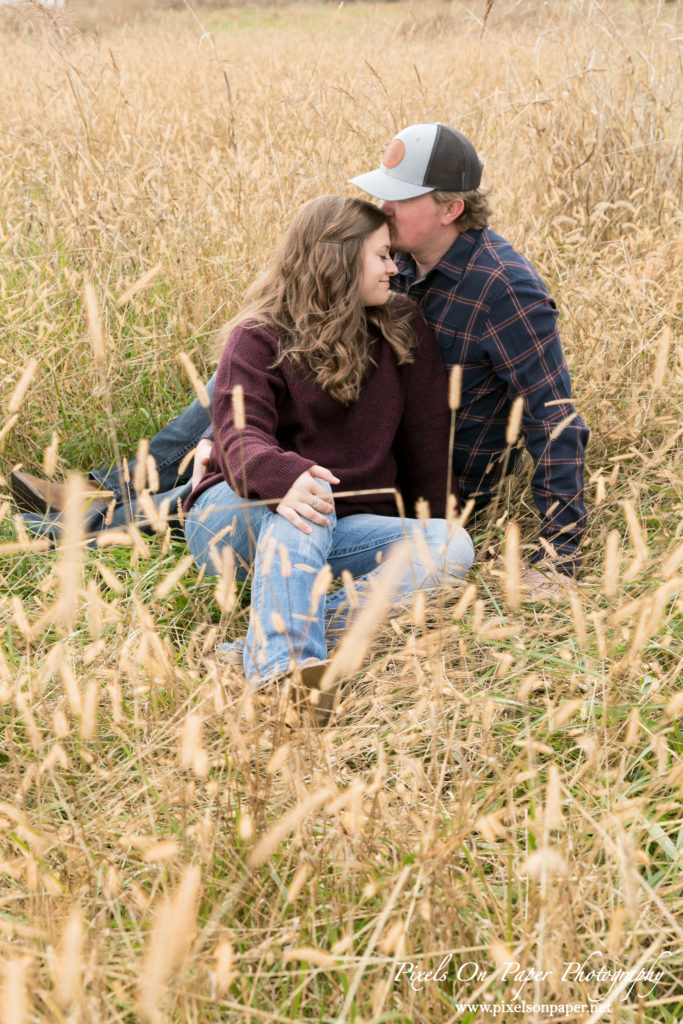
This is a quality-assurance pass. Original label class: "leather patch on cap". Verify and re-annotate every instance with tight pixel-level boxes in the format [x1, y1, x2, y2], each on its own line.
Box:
[382, 138, 405, 169]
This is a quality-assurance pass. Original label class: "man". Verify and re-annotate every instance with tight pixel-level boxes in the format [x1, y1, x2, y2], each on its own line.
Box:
[350, 123, 589, 581]
[13, 123, 587, 582]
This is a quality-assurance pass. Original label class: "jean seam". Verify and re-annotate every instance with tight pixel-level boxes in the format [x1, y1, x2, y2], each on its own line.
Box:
[150, 439, 202, 473]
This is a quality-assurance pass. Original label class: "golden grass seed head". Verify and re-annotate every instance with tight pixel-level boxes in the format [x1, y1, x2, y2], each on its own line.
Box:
[7, 359, 38, 416]
[1, 957, 32, 1024]
[505, 395, 524, 445]
[231, 383, 246, 430]
[213, 938, 236, 995]
[42, 431, 59, 478]
[603, 528, 622, 597]
[54, 906, 85, 1010]
[448, 363, 462, 410]
[178, 352, 211, 409]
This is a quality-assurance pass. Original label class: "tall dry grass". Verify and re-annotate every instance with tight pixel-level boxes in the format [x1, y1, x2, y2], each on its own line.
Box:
[0, 1, 682, 1021]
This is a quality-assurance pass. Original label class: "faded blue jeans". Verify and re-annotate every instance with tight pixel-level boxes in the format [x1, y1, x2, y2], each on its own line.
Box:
[88, 373, 218, 532]
[23, 375, 218, 541]
[185, 480, 475, 686]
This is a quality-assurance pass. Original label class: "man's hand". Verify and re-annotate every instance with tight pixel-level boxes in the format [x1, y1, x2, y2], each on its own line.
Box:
[521, 565, 566, 597]
[276, 465, 340, 534]
[191, 437, 214, 490]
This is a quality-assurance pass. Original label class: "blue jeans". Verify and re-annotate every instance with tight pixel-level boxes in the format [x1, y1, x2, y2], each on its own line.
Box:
[88, 373, 218, 532]
[185, 480, 474, 686]
[22, 375, 218, 541]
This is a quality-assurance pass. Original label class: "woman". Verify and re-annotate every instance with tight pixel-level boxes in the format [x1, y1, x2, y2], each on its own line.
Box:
[184, 195, 474, 694]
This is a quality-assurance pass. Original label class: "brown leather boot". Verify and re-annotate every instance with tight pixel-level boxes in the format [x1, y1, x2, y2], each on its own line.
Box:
[296, 659, 337, 729]
[10, 470, 113, 516]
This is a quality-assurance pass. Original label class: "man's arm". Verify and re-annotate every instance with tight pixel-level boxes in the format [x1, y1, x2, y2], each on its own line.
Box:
[482, 277, 589, 574]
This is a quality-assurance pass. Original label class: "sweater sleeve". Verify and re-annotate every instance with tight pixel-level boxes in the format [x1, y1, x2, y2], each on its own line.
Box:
[210, 323, 315, 502]
[393, 307, 451, 519]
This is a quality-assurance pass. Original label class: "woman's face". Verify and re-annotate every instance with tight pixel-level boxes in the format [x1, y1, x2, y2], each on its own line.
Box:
[359, 224, 397, 307]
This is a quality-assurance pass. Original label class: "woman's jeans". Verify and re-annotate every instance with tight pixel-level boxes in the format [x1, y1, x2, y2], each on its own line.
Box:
[185, 480, 475, 686]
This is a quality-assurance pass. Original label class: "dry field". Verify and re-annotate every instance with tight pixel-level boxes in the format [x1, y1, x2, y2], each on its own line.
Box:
[0, 0, 682, 1021]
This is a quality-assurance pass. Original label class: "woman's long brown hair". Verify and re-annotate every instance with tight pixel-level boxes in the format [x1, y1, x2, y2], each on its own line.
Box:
[223, 195, 415, 404]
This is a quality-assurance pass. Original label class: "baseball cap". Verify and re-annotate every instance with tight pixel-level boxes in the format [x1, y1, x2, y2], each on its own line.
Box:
[349, 123, 483, 201]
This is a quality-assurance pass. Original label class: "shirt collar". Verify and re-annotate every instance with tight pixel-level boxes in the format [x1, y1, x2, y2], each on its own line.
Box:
[394, 229, 481, 286]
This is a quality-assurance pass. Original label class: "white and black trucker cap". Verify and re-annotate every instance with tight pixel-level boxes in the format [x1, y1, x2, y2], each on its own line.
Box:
[349, 123, 483, 202]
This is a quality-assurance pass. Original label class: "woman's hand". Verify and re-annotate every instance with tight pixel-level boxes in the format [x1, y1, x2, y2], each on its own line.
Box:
[276, 465, 340, 534]
[191, 437, 214, 490]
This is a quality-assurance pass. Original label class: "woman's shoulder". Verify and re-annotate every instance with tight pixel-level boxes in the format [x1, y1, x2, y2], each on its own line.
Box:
[218, 318, 284, 366]
[215, 318, 285, 380]
[388, 293, 434, 343]
[225, 317, 281, 350]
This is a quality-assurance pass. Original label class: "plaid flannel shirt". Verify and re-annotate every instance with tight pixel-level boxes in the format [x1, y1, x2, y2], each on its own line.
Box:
[392, 227, 589, 573]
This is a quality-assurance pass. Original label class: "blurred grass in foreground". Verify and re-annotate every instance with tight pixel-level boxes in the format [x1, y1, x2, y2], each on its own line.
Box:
[0, 1, 682, 1020]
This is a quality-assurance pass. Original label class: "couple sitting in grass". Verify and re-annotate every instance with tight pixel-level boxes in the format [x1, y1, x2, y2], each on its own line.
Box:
[12, 124, 588, 700]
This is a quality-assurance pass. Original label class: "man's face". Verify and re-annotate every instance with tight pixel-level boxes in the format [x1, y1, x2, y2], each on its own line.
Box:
[379, 193, 445, 255]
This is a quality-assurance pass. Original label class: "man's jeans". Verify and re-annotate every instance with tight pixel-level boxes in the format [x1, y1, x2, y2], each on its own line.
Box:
[87, 373, 218, 532]
[185, 480, 475, 686]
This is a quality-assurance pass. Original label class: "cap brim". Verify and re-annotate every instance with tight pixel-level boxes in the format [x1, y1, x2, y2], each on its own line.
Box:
[348, 169, 434, 202]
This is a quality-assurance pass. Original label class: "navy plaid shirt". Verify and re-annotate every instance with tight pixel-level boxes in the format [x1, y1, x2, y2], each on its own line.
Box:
[392, 227, 589, 573]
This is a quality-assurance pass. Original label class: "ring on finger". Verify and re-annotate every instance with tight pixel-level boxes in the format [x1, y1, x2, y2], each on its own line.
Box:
[311, 495, 321, 511]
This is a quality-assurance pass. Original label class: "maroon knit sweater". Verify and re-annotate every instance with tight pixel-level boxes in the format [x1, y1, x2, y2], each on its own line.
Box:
[185, 299, 451, 519]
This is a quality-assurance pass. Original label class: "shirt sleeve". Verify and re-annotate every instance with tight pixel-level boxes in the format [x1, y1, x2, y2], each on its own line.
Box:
[481, 277, 590, 573]
[393, 308, 451, 519]
[209, 324, 314, 502]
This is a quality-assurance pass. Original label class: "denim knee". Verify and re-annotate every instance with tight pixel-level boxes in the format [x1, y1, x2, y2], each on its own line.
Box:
[184, 510, 218, 572]
[263, 491, 336, 565]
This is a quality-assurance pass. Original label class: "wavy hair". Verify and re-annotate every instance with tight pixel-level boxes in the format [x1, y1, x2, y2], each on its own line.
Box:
[226, 195, 415, 404]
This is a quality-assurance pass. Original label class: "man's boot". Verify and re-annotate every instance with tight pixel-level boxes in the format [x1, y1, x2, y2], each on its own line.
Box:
[10, 470, 113, 516]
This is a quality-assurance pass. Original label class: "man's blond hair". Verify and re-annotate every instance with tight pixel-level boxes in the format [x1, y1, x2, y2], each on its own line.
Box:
[431, 187, 492, 232]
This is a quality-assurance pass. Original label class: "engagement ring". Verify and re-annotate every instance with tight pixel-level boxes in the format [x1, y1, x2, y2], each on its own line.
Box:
[311, 495, 321, 510]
